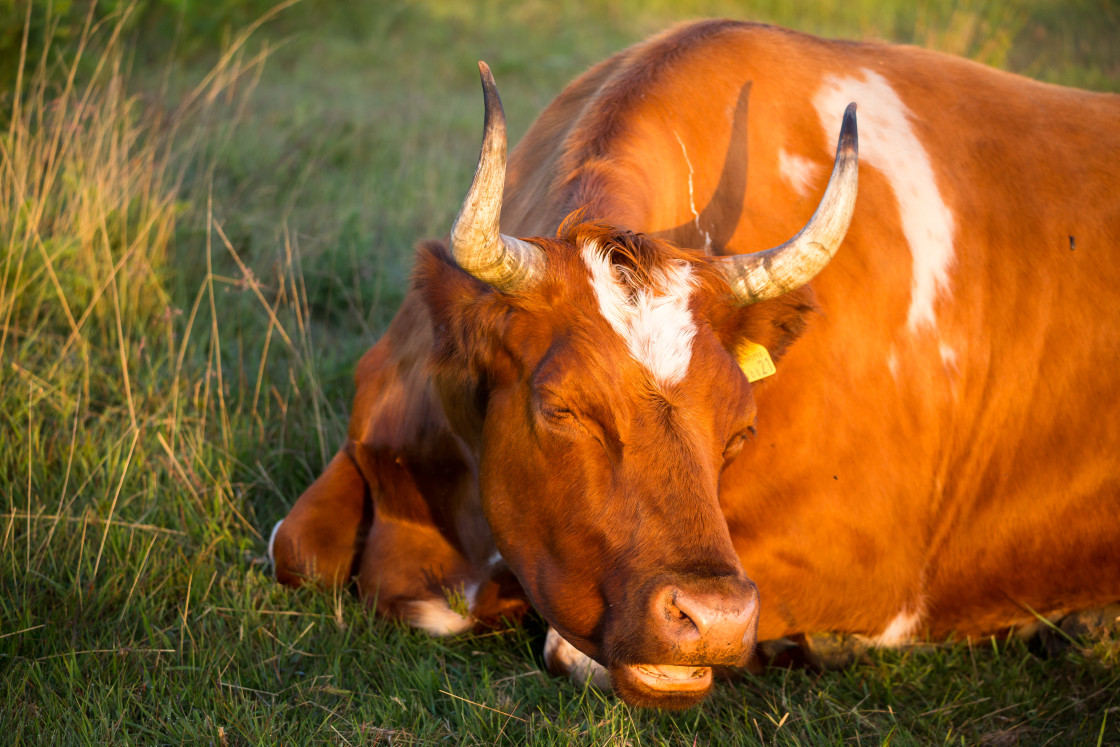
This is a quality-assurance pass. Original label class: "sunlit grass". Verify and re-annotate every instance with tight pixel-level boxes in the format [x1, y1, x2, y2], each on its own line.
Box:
[0, 6, 339, 738]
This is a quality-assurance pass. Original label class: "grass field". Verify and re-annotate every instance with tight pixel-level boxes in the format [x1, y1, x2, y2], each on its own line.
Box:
[2, 0, 1119, 743]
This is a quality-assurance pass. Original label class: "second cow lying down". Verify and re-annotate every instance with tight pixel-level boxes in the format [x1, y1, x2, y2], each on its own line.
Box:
[270, 20, 1120, 709]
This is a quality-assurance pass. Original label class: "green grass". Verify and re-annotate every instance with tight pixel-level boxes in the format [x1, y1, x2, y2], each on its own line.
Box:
[2, 0, 1118, 743]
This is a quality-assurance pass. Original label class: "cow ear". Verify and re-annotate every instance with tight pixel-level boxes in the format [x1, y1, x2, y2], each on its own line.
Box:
[414, 240, 515, 384]
[723, 285, 817, 366]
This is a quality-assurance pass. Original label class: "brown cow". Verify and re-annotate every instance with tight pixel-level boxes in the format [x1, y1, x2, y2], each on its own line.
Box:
[270, 20, 1120, 708]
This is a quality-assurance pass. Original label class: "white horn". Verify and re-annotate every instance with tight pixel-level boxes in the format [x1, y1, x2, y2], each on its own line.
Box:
[449, 62, 543, 292]
[718, 103, 858, 304]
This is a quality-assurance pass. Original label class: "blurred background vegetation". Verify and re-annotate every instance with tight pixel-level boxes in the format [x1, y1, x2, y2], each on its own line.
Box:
[2, 0, 1117, 742]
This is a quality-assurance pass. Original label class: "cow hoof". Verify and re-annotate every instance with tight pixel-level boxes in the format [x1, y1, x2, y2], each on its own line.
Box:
[267, 519, 284, 576]
[794, 632, 870, 669]
[1035, 603, 1120, 657]
[544, 627, 611, 690]
[755, 636, 811, 671]
[754, 633, 871, 670]
[1059, 603, 1120, 638]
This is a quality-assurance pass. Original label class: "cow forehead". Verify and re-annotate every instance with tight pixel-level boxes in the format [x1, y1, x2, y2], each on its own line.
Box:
[579, 239, 699, 389]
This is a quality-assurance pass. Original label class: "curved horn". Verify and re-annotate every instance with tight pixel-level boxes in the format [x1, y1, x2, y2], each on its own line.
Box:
[718, 103, 859, 305]
[449, 62, 544, 292]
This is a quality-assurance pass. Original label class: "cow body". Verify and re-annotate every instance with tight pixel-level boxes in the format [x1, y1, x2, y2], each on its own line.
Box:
[271, 20, 1120, 707]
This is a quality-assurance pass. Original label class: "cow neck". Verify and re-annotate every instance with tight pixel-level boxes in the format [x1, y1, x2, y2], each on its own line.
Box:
[348, 291, 491, 566]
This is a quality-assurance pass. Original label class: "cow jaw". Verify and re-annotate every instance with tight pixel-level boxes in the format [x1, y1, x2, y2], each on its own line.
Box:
[544, 626, 716, 708]
[544, 626, 610, 689]
[609, 662, 714, 709]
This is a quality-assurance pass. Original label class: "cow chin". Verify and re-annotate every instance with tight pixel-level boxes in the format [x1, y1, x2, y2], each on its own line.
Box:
[609, 662, 714, 709]
[544, 625, 716, 708]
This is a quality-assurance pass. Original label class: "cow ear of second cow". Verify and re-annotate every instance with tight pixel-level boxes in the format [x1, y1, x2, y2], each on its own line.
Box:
[415, 239, 518, 386]
[715, 284, 818, 372]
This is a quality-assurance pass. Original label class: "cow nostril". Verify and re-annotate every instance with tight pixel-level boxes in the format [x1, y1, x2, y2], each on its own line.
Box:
[673, 591, 717, 637]
[661, 588, 707, 637]
[668, 602, 690, 626]
[653, 581, 759, 657]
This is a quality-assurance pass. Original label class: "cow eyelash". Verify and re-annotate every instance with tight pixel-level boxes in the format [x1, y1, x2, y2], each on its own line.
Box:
[536, 397, 578, 425]
[723, 426, 756, 456]
[534, 387, 575, 417]
[535, 398, 613, 450]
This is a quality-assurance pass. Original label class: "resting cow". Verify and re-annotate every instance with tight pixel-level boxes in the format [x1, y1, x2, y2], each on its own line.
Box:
[269, 20, 1120, 709]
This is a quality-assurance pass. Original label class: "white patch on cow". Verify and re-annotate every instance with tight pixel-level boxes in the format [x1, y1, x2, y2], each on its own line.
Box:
[939, 342, 958, 371]
[405, 582, 478, 637]
[487, 549, 504, 568]
[267, 519, 284, 576]
[405, 599, 474, 636]
[886, 348, 900, 381]
[544, 626, 611, 689]
[779, 147, 823, 199]
[872, 607, 923, 647]
[814, 70, 957, 333]
[674, 131, 713, 253]
[582, 241, 698, 388]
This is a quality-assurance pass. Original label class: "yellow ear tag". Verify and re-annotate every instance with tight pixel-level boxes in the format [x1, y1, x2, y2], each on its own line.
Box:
[736, 340, 776, 382]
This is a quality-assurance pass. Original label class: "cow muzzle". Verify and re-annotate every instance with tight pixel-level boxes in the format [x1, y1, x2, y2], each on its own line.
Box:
[605, 575, 759, 708]
[650, 582, 760, 663]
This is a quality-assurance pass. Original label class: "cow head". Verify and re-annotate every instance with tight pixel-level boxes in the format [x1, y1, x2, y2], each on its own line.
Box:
[418, 63, 857, 708]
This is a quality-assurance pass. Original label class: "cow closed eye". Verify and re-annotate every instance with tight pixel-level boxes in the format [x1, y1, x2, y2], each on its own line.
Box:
[541, 403, 576, 422]
[723, 426, 756, 462]
[535, 395, 589, 434]
[534, 393, 621, 456]
[536, 396, 578, 425]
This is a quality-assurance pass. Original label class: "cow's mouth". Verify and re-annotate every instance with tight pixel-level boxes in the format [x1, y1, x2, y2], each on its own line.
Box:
[610, 662, 713, 709]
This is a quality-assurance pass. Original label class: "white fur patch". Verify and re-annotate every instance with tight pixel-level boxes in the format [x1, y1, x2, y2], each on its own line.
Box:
[872, 608, 923, 647]
[581, 241, 698, 387]
[939, 342, 958, 371]
[886, 349, 900, 380]
[779, 148, 823, 199]
[267, 519, 284, 576]
[405, 582, 478, 637]
[544, 627, 611, 689]
[405, 599, 474, 636]
[814, 71, 956, 333]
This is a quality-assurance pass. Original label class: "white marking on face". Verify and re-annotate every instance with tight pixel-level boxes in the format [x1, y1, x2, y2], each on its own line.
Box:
[778, 148, 823, 199]
[674, 131, 713, 253]
[267, 519, 284, 575]
[814, 70, 956, 333]
[872, 607, 923, 647]
[544, 627, 611, 689]
[582, 241, 698, 388]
